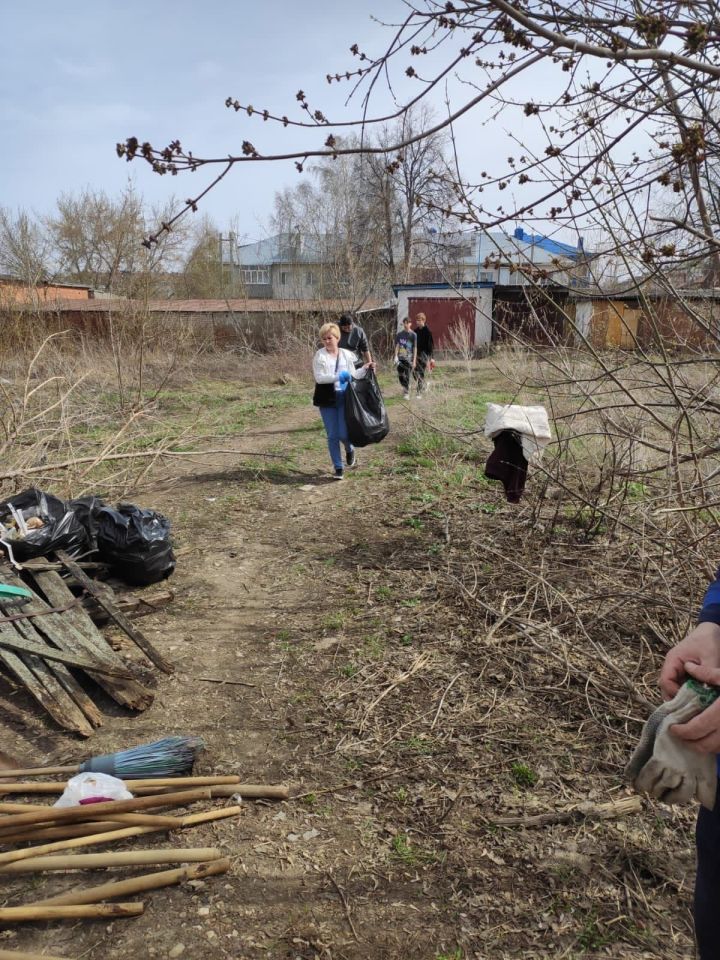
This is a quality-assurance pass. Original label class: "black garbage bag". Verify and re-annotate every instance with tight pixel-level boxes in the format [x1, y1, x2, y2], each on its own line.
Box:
[96, 503, 175, 586]
[0, 488, 90, 560]
[67, 495, 107, 552]
[345, 372, 390, 447]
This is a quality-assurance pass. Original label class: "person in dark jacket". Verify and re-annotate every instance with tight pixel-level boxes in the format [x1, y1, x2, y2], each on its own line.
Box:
[338, 314, 372, 366]
[659, 571, 720, 958]
[413, 312, 434, 395]
[393, 317, 417, 399]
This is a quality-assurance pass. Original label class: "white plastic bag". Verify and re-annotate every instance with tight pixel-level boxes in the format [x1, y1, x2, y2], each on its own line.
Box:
[53, 771, 133, 808]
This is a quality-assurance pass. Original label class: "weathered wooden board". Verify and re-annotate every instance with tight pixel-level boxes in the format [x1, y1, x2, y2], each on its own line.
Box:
[0, 562, 157, 733]
[6, 610, 104, 729]
[0, 622, 95, 738]
[0, 632, 136, 676]
[56, 552, 173, 675]
[30, 570, 154, 711]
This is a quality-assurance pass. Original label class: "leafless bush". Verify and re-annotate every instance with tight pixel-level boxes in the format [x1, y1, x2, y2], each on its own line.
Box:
[445, 319, 476, 375]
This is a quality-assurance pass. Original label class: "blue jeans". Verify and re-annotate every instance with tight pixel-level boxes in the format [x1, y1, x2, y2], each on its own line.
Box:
[320, 400, 353, 470]
[696, 784, 720, 957]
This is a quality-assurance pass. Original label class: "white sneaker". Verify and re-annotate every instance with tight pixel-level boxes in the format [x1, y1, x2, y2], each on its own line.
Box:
[403, 392, 410, 400]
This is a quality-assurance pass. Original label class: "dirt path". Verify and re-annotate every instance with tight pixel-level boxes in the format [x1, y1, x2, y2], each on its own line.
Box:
[1, 376, 697, 960]
[5, 393, 460, 960]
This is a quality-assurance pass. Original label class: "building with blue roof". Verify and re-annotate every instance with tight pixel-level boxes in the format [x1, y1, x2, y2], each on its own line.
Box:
[420, 226, 590, 287]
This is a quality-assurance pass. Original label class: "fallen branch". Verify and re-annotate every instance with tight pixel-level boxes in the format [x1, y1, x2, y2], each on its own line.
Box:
[0, 447, 290, 482]
[195, 675, 257, 687]
[327, 872, 359, 941]
[359, 653, 432, 733]
[489, 795, 642, 828]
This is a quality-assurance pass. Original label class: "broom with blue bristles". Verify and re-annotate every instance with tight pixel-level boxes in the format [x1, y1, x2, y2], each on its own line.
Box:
[0, 736, 205, 779]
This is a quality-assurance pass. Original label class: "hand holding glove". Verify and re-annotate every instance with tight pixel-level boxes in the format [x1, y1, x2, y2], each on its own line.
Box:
[336, 369, 351, 392]
[626, 678, 719, 810]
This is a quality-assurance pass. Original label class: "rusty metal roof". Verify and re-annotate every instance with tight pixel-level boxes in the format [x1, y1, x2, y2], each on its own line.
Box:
[34, 297, 387, 314]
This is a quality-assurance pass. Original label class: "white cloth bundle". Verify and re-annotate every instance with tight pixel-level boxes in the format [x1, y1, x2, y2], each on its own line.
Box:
[483, 403, 551, 464]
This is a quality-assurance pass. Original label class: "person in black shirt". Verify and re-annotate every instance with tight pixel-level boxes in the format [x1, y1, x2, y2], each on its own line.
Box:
[413, 312, 434, 395]
[338, 314, 372, 367]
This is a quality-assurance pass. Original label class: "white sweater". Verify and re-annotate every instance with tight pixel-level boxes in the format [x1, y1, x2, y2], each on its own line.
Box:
[312, 348, 368, 386]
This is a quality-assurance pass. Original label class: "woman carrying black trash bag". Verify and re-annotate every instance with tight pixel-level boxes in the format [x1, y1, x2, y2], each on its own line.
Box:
[312, 322, 376, 480]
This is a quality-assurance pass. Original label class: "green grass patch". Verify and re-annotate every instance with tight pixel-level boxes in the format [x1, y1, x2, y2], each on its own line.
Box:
[390, 832, 436, 865]
[397, 430, 464, 460]
[511, 761, 539, 788]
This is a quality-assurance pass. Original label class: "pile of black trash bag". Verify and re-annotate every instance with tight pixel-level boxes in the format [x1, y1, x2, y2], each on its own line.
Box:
[0, 488, 175, 586]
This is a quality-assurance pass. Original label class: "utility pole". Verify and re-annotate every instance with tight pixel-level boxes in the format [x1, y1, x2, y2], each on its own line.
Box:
[218, 233, 239, 298]
[218, 233, 225, 298]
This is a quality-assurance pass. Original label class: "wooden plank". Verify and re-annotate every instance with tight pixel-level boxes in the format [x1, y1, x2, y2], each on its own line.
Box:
[0, 566, 106, 729]
[84, 589, 175, 623]
[20, 559, 108, 572]
[55, 552, 174, 674]
[0, 636, 94, 738]
[0, 632, 136, 677]
[7, 611, 104, 729]
[28, 570, 154, 711]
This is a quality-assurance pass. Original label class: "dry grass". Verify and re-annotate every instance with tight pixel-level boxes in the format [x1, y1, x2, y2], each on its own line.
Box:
[285, 347, 720, 956]
[0, 340, 712, 957]
[0, 315, 314, 500]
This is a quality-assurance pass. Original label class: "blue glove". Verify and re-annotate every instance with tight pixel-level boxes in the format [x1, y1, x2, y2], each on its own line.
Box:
[338, 370, 351, 384]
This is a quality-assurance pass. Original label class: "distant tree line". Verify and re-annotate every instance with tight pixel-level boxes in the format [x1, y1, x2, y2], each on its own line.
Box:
[0, 186, 236, 300]
[1, 107, 451, 303]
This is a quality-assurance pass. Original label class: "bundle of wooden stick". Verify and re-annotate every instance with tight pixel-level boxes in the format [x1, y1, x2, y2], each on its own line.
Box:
[0, 773, 289, 948]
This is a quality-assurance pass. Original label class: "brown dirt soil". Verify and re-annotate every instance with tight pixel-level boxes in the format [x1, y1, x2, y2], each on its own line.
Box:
[0, 376, 699, 960]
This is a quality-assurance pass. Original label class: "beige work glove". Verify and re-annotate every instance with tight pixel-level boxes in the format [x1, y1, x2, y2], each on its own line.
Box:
[625, 680, 718, 810]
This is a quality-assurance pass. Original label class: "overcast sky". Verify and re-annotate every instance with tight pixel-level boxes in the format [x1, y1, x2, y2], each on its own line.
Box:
[2, 2, 605, 246]
[1, 1, 439, 243]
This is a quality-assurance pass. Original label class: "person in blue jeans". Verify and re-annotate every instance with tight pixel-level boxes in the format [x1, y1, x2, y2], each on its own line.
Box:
[312, 322, 375, 480]
[661, 570, 720, 957]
